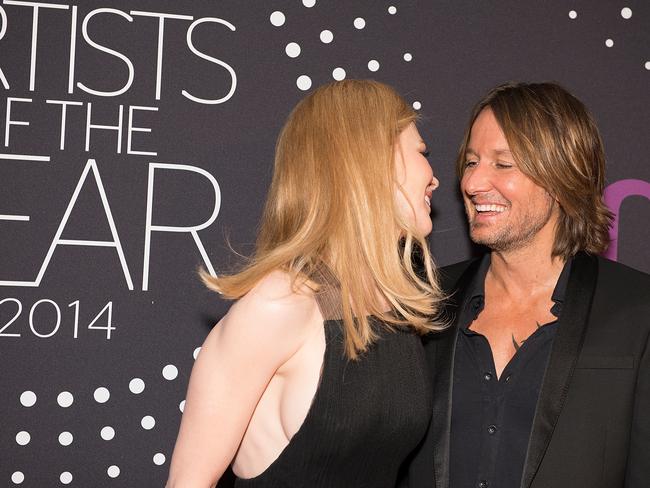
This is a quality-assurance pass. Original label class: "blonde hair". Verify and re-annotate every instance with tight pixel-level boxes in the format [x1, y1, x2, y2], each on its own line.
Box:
[204, 79, 445, 359]
[456, 82, 613, 258]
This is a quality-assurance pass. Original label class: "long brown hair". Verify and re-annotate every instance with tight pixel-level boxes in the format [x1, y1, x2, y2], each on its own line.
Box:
[204, 80, 445, 358]
[456, 82, 613, 258]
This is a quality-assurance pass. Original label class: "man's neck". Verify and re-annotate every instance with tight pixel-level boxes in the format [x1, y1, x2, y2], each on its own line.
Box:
[488, 245, 566, 301]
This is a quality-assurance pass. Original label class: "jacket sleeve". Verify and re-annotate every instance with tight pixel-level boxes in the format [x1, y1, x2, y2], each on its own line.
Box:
[625, 331, 650, 487]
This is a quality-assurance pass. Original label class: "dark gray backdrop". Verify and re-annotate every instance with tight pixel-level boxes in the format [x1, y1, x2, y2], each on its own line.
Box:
[2, 1, 648, 486]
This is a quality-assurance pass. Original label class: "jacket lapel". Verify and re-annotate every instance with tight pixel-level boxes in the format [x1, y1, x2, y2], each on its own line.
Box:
[519, 252, 598, 488]
[430, 259, 483, 488]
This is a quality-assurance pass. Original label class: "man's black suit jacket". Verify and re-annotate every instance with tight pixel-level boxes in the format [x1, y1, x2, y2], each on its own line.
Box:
[405, 252, 650, 488]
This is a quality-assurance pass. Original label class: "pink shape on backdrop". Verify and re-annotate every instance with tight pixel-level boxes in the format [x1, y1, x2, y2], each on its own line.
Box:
[603, 179, 650, 261]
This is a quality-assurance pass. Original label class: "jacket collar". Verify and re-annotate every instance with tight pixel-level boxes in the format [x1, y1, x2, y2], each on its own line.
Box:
[519, 251, 598, 487]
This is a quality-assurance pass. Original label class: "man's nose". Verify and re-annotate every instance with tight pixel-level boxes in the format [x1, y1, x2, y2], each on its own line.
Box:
[461, 163, 492, 195]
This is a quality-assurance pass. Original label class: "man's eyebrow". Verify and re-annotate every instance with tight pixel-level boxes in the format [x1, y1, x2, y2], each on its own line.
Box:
[464, 148, 512, 157]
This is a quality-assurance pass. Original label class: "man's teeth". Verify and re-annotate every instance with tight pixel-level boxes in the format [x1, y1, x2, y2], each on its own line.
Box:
[475, 204, 506, 213]
[425, 195, 431, 206]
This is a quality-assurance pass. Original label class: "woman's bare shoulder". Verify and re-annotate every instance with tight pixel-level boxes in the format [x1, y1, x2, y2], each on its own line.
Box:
[210, 270, 322, 356]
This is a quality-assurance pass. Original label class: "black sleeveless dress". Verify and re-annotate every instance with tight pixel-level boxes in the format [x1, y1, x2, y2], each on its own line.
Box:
[233, 288, 432, 488]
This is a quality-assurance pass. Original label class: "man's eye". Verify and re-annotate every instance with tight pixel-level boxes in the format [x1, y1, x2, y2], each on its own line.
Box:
[464, 160, 477, 167]
[496, 162, 513, 169]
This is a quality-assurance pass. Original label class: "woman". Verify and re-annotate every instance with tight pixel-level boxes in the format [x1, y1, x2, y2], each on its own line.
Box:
[167, 80, 444, 487]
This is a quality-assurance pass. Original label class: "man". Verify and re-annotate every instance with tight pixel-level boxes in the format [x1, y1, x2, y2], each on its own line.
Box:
[406, 82, 650, 488]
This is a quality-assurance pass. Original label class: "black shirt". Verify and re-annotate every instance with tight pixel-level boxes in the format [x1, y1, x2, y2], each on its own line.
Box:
[449, 254, 571, 488]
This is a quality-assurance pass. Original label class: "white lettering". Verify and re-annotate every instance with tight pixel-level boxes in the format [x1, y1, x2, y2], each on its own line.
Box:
[182, 17, 237, 105]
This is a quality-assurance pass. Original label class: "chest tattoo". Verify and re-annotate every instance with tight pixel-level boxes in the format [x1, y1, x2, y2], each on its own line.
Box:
[511, 321, 541, 352]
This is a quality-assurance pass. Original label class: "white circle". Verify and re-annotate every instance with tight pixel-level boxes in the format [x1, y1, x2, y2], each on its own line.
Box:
[302, 0, 316, 7]
[60, 472, 73, 484]
[129, 378, 145, 394]
[153, 453, 166, 466]
[645, 61, 650, 70]
[413, 101, 422, 110]
[57, 391, 73, 408]
[388, 6, 397, 14]
[11, 472, 24, 484]
[107, 466, 120, 478]
[58, 431, 73, 446]
[320, 30, 333, 44]
[368, 59, 380, 72]
[269, 11, 285, 27]
[141, 415, 156, 430]
[94, 387, 110, 403]
[354, 17, 365, 29]
[296, 75, 312, 91]
[621, 7, 632, 19]
[403, 53, 413, 62]
[16, 431, 30, 446]
[605, 38, 614, 47]
[193, 347, 201, 360]
[162, 364, 178, 381]
[100, 426, 115, 441]
[332, 67, 346, 81]
[568, 10, 577, 19]
[179, 400, 186, 412]
[285, 42, 301, 58]
[20, 391, 37, 407]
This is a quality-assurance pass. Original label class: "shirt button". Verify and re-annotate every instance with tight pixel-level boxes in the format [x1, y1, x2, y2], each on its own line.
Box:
[487, 425, 498, 435]
[505, 375, 512, 382]
[478, 481, 489, 488]
[484, 372, 492, 381]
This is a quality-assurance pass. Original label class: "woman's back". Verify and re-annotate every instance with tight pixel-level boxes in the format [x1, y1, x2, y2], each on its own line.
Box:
[233, 283, 432, 487]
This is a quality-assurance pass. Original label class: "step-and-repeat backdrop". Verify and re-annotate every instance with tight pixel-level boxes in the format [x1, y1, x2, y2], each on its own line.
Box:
[2, 1, 648, 486]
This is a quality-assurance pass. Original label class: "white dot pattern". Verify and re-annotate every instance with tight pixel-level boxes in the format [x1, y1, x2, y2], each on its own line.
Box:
[107, 465, 120, 478]
[297, 75, 312, 91]
[57, 391, 74, 408]
[16, 431, 30, 446]
[129, 378, 145, 394]
[302, 0, 316, 7]
[100, 426, 115, 441]
[354, 17, 365, 29]
[141, 415, 156, 430]
[605, 38, 614, 47]
[11, 472, 24, 484]
[60, 472, 73, 484]
[569, 10, 577, 19]
[388, 6, 397, 15]
[332, 67, 346, 80]
[193, 347, 201, 360]
[179, 400, 186, 412]
[413, 101, 422, 110]
[94, 387, 110, 403]
[58, 431, 73, 446]
[153, 453, 166, 466]
[320, 30, 334, 43]
[403, 53, 413, 62]
[621, 7, 632, 19]
[270, 11, 285, 27]
[368, 59, 380, 72]
[20, 391, 36, 407]
[162, 364, 178, 380]
[285, 42, 301, 58]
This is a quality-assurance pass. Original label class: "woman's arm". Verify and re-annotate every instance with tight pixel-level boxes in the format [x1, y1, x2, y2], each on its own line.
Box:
[166, 271, 321, 488]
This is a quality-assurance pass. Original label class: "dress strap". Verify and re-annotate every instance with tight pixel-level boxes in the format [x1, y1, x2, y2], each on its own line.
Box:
[312, 266, 343, 321]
